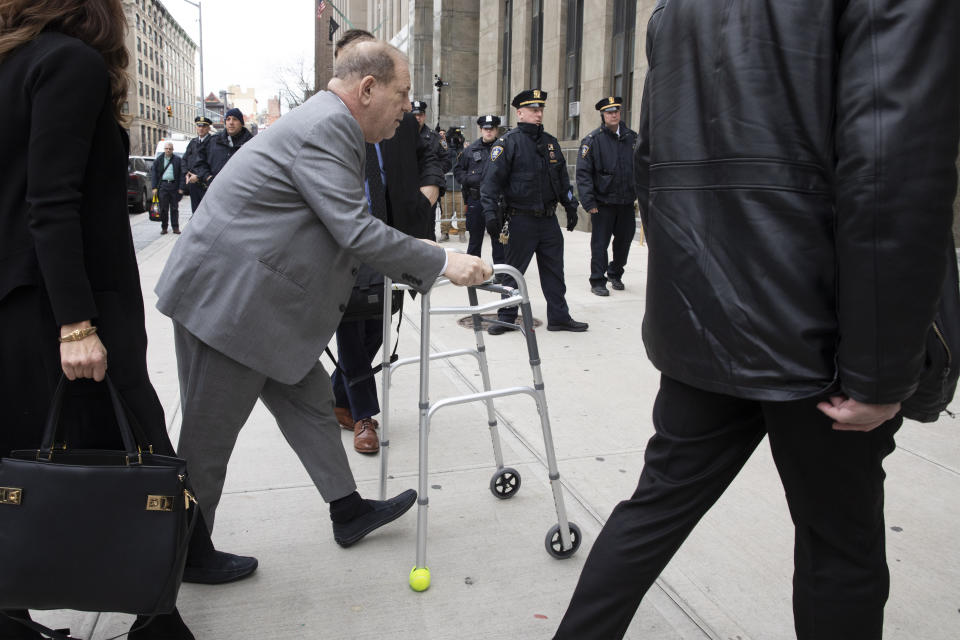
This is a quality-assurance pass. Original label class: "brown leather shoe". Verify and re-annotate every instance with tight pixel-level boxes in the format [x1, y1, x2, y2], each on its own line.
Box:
[353, 418, 379, 454]
[335, 406, 354, 430]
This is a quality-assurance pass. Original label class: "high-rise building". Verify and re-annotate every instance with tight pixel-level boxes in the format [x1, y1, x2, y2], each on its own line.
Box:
[122, 0, 197, 156]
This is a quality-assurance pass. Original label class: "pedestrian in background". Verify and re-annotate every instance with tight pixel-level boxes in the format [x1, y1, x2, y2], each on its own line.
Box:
[152, 141, 182, 234]
[0, 0, 255, 637]
[180, 115, 213, 212]
[455, 115, 505, 264]
[481, 89, 588, 335]
[555, 1, 959, 638]
[576, 96, 637, 296]
[196, 107, 251, 188]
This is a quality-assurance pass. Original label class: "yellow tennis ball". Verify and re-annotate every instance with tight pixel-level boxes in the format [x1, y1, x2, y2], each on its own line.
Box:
[409, 566, 431, 592]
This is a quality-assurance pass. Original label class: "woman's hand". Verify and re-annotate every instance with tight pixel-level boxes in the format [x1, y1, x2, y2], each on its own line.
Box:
[59, 321, 107, 381]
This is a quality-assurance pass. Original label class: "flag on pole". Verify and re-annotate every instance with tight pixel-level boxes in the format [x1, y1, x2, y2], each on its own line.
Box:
[317, 1, 326, 18]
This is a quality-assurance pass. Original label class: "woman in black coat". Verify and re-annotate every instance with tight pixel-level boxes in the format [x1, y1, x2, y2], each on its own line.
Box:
[0, 1, 253, 638]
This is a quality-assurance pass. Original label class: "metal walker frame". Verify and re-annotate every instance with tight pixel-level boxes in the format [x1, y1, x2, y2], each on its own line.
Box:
[377, 264, 581, 591]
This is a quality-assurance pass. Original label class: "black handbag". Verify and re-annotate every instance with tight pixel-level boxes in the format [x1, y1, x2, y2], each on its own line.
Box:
[0, 375, 197, 617]
[342, 265, 404, 322]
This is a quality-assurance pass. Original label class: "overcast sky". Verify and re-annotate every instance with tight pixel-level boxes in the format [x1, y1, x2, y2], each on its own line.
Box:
[160, 0, 317, 112]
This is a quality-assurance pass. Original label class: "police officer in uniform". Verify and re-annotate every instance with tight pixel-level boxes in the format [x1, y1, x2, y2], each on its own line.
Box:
[576, 96, 638, 296]
[482, 89, 588, 335]
[412, 100, 450, 239]
[455, 115, 505, 263]
[180, 115, 213, 212]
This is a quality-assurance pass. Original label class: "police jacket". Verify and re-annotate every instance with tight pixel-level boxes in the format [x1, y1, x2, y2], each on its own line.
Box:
[576, 123, 637, 209]
[480, 122, 578, 224]
[180, 134, 211, 189]
[454, 137, 494, 202]
[419, 125, 450, 175]
[637, 0, 959, 404]
[197, 127, 252, 186]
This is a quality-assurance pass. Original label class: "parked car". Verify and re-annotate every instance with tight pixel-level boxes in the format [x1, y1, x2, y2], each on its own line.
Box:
[131, 155, 155, 188]
[127, 155, 150, 213]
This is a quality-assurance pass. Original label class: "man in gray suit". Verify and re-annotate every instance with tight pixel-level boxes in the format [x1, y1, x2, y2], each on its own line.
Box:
[156, 41, 491, 552]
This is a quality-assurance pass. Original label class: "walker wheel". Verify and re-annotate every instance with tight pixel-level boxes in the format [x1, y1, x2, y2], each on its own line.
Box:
[545, 522, 581, 559]
[489, 467, 521, 499]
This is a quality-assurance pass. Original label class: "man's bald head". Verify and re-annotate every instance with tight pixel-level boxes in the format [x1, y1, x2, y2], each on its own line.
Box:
[328, 40, 412, 144]
[334, 29, 375, 58]
[333, 40, 404, 87]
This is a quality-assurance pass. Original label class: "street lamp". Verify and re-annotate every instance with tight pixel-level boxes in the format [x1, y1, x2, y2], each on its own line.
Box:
[179, 0, 205, 118]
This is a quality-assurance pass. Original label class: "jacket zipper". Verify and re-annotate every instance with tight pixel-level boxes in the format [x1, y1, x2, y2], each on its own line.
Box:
[932, 320, 951, 372]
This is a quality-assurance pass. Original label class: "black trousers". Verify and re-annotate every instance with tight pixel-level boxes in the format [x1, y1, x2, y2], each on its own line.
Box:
[186, 182, 205, 213]
[331, 317, 383, 420]
[465, 199, 505, 264]
[497, 213, 570, 325]
[554, 375, 900, 640]
[157, 181, 180, 230]
[589, 202, 635, 286]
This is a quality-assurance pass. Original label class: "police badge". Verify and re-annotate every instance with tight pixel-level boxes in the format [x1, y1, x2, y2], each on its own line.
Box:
[490, 146, 504, 161]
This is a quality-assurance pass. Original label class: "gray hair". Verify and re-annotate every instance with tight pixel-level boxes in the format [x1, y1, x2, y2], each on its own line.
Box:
[333, 40, 403, 85]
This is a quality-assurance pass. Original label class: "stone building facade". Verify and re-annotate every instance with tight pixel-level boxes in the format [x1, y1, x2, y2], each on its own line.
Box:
[122, 0, 197, 156]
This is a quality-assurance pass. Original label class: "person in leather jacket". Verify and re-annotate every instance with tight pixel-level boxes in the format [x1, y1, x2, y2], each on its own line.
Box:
[555, 2, 959, 639]
[454, 115, 504, 264]
[480, 89, 588, 334]
[576, 97, 638, 296]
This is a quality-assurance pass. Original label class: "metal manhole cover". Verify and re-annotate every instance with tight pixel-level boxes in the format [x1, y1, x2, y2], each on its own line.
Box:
[456, 313, 542, 329]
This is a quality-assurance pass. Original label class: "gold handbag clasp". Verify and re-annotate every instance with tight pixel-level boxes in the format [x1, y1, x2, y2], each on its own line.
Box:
[146, 495, 175, 511]
[0, 487, 23, 505]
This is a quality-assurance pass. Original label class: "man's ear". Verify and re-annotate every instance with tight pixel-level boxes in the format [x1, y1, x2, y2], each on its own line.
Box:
[358, 75, 376, 105]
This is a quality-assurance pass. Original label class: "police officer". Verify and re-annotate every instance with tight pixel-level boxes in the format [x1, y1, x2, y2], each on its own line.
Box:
[181, 115, 213, 212]
[481, 89, 588, 335]
[412, 100, 450, 239]
[455, 115, 505, 264]
[576, 96, 638, 296]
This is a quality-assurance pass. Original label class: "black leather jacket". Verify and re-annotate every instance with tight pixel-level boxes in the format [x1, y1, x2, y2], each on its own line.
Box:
[180, 134, 211, 189]
[576, 123, 637, 209]
[637, 0, 959, 403]
[480, 123, 578, 223]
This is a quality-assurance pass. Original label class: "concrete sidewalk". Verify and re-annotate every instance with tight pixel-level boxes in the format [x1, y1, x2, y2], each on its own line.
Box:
[36, 213, 959, 639]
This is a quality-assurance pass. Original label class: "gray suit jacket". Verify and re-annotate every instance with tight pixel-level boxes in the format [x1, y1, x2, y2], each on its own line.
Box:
[156, 91, 445, 384]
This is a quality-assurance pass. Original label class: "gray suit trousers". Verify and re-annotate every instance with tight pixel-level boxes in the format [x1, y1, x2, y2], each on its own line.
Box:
[173, 321, 356, 530]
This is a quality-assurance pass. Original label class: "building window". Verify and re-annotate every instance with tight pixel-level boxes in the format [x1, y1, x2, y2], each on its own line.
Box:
[138, 80, 143, 96]
[501, 0, 512, 126]
[137, 37, 141, 53]
[610, 0, 637, 127]
[529, 0, 543, 89]
[140, 125, 146, 154]
[139, 103, 144, 117]
[563, 0, 583, 140]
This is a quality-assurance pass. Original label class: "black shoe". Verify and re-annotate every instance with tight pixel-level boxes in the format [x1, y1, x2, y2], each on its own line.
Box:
[591, 285, 609, 297]
[0, 611, 44, 640]
[129, 609, 194, 640]
[160, 228, 168, 235]
[607, 276, 625, 290]
[547, 318, 589, 332]
[333, 489, 417, 548]
[487, 322, 518, 335]
[182, 549, 259, 585]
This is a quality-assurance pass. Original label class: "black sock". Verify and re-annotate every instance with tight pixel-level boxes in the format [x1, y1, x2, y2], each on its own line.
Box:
[329, 491, 374, 523]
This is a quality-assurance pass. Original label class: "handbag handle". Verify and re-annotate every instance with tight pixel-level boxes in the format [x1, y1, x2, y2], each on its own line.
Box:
[39, 374, 150, 460]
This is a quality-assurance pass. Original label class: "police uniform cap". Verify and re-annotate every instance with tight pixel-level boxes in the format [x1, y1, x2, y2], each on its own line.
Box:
[477, 115, 502, 129]
[512, 89, 547, 109]
[194, 115, 213, 125]
[595, 96, 622, 112]
[411, 100, 427, 114]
